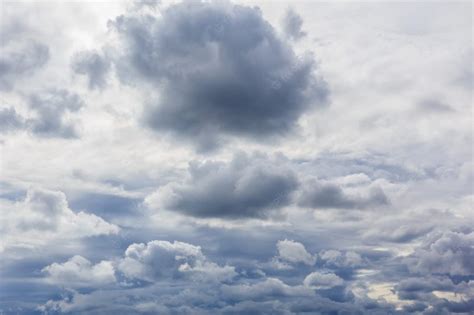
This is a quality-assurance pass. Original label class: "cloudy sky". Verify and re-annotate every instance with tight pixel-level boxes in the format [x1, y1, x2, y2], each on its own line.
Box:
[0, 0, 473, 314]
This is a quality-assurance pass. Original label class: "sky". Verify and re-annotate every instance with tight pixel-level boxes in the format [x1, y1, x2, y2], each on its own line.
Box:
[0, 0, 472, 314]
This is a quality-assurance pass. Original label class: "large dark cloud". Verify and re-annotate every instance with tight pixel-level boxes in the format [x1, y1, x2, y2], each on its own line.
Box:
[146, 153, 298, 219]
[111, 1, 328, 150]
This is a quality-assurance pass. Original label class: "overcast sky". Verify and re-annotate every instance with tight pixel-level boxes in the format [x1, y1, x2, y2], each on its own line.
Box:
[0, 0, 473, 314]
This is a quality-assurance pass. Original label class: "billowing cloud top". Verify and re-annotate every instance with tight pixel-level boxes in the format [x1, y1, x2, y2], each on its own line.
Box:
[0, 0, 472, 314]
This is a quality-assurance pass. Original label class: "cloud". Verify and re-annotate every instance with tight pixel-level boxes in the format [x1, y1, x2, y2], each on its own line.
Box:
[72, 50, 111, 90]
[43, 255, 116, 288]
[275, 239, 316, 266]
[221, 278, 313, 302]
[68, 192, 141, 221]
[361, 209, 457, 244]
[0, 107, 24, 133]
[133, 0, 161, 11]
[0, 89, 84, 138]
[407, 230, 474, 276]
[281, 9, 306, 41]
[319, 250, 364, 269]
[417, 99, 454, 113]
[0, 34, 49, 91]
[118, 240, 236, 282]
[145, 153, 298, 219]
[303, 271, 344, 289]
[111, 0, 327, 150]
[395, 277, 454, 300]
[298, 179, 389, 209]
[0, 188, 119, 252]
[26, 89, 84, 138]
[1, 2, 472, 314]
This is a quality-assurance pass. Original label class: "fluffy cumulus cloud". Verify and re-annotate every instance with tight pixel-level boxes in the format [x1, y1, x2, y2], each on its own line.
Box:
[406, 230, 474, 276]
[43, 255, 116, 288]
[118, 240, 236, 282]
[0, 188, 118, 251]
[145, 153, 298, 219]
[275, 239, 316, 266]
[111, 0, 328, 150]
[319, 250, 364, 269]
[303, 271, 344, 289]
[0, 1, 472, 314]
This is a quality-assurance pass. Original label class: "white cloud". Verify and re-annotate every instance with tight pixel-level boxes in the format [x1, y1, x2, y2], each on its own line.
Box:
[303, 271, 344, 289]
[319, 250, 363, 269]
[118, 240, 236, 283]
[43, 255, 116, 288]
[275, 239, 316, 265]
[0, 188, 119, 252]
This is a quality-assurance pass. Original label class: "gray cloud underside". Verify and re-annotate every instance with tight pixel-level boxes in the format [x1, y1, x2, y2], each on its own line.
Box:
[148, 153, 298, 219]
[298, 180, 389, 209]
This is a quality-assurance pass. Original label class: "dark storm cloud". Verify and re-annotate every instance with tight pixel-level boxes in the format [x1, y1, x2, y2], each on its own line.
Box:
[0, 107, 24, 133]
[111, 0, 328, 149]
[72, 50, 111, 90]
[149, 153, 298, 219]
[282, 9, 306, 41]
[0, 37, 49, 91]
[298, 180, 389, 209]
[26, 89, 84, 138]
